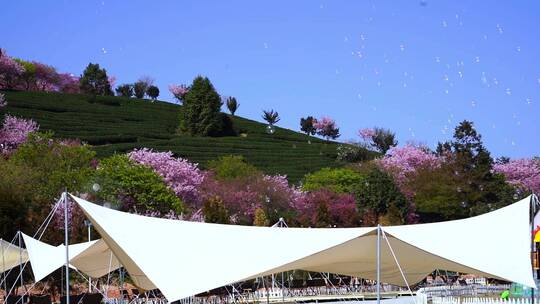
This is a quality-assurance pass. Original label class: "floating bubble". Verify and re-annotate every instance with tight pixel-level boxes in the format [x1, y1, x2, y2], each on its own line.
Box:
[513, 193, 519, 200]
[516, 46, 521, 52]
[483, 35, 488, 40]
[471, 100, 476, 107]
[457, 187, 462, 193]
[344, 36, 349, 42]
[496, 24, 503, 34]
[399, 44, 405, 51]
[266, 125, 275, 134]
[443, 74, 449, 81]
[526, 98, 532, 105]
[505, 88, 511, 95]
[435, 56, 440, 63]
[101, 47, 107, 54]
[458, 71, 463, 78]
[357, 94, 362, 100]
[475, 56, 480, 63]
[360, 34, 366, 41]
[442, 20, 447, 27]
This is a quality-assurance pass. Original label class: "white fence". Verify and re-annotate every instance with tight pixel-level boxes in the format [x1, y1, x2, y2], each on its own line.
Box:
[432, 297, 532, 304]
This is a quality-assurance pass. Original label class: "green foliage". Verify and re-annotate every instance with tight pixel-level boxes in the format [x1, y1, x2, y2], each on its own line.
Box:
[336, 143, 376, 163]
[2, 90, 350, 183]
[115, 84, 134, 97]
[14, 59, 36, 90]
[179, 76, 224, 136]
[0, 133, 96, 239]
[226, 97, 239, 116]
[147, 85, 160, 100]
[300, 116, 316, 136]
[372, 127, 397, 154]
[433, 120, 516, 218]
[353, 167, 408, 223]
[303, 167, 363, 194]
[207, 155, 261, 181]
[94, 154, 183, 213]
[203, 196, 229, 224]
[79, 63, 113, 96]
[133, 81, 148, 99]
[253, 207, 269, 226]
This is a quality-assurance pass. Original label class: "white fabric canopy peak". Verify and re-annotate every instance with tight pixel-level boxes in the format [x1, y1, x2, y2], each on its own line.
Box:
[71, 194, 536, 302]
[21, 233, 121, 282]
[0, 238, 28, 273]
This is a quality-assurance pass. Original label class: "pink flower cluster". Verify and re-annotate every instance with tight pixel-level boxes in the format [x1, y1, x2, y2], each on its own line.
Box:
[0, 115, 39, 154]
[262, 174, 305, 206]
[128, 148, 205, 204]
[377, 145, 441, 196]
[168, 84, 189, 101]
[0, 53, 24, 89]
[493, 158, 540, 194]
[313, 116, 335, 130]
[358, 128, 376, 140]
[293, 189, 358, 227]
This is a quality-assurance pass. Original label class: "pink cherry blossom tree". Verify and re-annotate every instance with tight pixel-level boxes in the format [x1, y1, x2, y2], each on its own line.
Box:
[493, 158, 540, 194]
[128, 148, 205, 204]
[168, 84, 190, 102]
[314, 116, 340, 141]
[377, 144, 442, 197]
[0, 115, 39, 154]
[0, 52, 25, 89]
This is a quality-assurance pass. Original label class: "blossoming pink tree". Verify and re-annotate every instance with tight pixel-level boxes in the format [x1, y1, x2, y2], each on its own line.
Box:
[168, 84, 190, 102]
[377, 144, 442, 198]
[0, 115, 39, 154]
[314, 116, 340, 141]
[0, 52, 25, 89]
[493, 158, 540, 194]
[128, 148, 205, 204]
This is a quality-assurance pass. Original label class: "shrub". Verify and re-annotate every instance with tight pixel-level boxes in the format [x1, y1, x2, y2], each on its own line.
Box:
[293, 189, 359, 227]
[207, 155, 261, 181]
[262, 109, 280, 125]
[79, 63, 113, 96]
[336, 143, 372, 163]
[128, 148, 205, 205]
[303, 167, 363, 194]
[353, 167, 409, 224]
[94, 154, 183, 214]
[203, 196, 230, 224]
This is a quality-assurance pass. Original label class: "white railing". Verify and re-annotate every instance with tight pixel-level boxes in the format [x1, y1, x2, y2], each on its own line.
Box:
[432, 297, 532, 304]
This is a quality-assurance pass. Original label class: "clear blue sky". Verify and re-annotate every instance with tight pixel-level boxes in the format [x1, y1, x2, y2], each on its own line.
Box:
[1, 1, 539, 158]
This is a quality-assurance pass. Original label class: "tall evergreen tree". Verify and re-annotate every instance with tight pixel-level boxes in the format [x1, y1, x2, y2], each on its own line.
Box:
[79, 63, 113, 96]
[300, 116, 316, 136]
[179, 76, 224, 136]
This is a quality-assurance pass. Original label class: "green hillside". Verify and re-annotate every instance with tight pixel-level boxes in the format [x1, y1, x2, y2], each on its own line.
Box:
[1, 91, 355, 182]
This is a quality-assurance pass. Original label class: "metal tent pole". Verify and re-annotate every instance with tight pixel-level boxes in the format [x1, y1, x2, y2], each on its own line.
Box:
[532, 194, 537, 304]
[2, 238, 6, 295]
[18, 231, 23, 296]
[64, 192, 70, 304]
[376, 224, 381, 304]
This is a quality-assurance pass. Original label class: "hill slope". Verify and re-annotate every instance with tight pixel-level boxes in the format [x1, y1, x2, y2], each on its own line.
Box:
[1, 91, 353, 182]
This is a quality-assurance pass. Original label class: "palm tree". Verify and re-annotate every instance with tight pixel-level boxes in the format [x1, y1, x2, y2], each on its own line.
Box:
[262, 109, 280, 125]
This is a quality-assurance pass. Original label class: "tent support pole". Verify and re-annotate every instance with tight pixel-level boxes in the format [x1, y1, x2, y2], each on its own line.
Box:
[64, 191, 70, 304]
[18, 231, 23, 295]
[2, 238, 6, 295]
[377, 224, 381, 304]
[532, 194, 537, 304]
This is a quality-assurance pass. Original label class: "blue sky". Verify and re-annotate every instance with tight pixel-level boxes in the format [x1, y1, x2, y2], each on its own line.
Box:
[1, 1, 539, 158]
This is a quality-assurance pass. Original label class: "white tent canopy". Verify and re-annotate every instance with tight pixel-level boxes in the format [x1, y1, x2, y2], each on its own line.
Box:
[0, 238, 28, 273]
[21, 233, 121, 282]
[71, 194, 537, 302]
